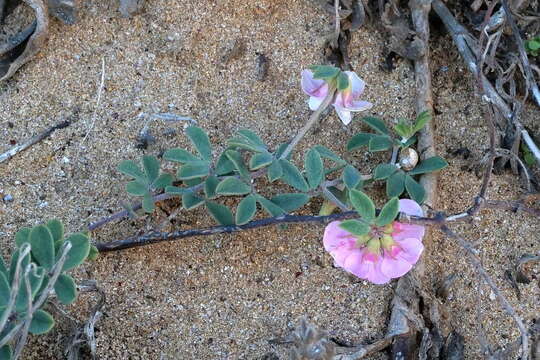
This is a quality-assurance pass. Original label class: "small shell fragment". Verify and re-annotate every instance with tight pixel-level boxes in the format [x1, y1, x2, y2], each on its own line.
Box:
[399, 148, 419, 171]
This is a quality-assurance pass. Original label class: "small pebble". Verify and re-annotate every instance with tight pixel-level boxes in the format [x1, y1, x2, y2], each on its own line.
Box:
[3, 194, 13, 202]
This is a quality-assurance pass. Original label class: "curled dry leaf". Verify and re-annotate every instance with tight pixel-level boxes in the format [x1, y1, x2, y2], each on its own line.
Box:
[0, 0, 48, 81]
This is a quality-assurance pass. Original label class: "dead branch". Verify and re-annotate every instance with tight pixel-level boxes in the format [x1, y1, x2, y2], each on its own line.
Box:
[0, 120, 71, 164]
[431, 0, 512, 121]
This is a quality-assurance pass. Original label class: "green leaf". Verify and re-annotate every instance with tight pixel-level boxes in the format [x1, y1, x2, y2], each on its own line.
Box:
[215, 177, 251, 195]
[186, 126, 212, 160]
[225, 150, 251, 180]
[255, 195, 285, 216]
[142, 193, 155, 213]
[386, 171, 406, 197]
[142, 155, 160, 183]
[275, 143, 292, 160]
[46, 220, 64, 243]
[0, 272, 10, 306]
[152, 173, 174, 190]
[228, 136, 263, 152]
[15, 267, 44, 312]
[305, 148, 324, 189]
[184, 178, 204, 187]
[204, 176, 219, 198]
[363, 117, 388, 135]
[394, 120, 412, 140]
[14, 227, 31, 248]
[249, 152, 273, 170]
[117, 160, 146, 183]
[375, 197, 399, 226]
[368, 135, 393, 152]
[279, 159, 309, 192]
[166, 186, 189, 195]
[339, 219, 370, 236]
[29, 310, 55, 335]
[267, 160, 283, 182]
[0, 255, 7, 276]
[54, 274, 77, 305]
[408, 156, 448, 175]
[310, 65, 340, 79]
[62, 233, 90, 271]
[347, 133, 374, 151]
[413, 111, 430, 134]
[206, 201, 235, 225]
[125, 181, 148, 196]
[401, 136, 417, 148]
[313, 145, 344, 163]
[87, 245, 99, 261]
[236, 195, 257, 225]
[271, 193, 310, 212]
[237, 129, 266, 149]
[373, 164, 398, 180]
[0, 345, 12, 360]
[342, 165, 362, 189]
[9, 249, 29, 283]
[176, 161, 210, 180]
[528, 39, 540, 50]
[163, 148, 200, 163]
[182, 193, 205, 210]
[349, 189, 375, 222]
[29, 225, 54, 270]
[405, 175, 425, 204]
[215, 152, 236, 175]
[336, 72, 349, 91]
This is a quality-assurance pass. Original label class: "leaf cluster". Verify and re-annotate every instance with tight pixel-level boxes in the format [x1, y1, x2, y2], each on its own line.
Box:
[348, 115, 448, 203]
[0, 221, 94, 358]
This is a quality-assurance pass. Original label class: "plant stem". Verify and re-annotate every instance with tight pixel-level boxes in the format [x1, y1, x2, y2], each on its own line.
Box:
[280, 89, 336, 160]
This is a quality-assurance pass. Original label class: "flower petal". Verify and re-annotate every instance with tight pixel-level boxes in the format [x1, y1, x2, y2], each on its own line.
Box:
[323, 221, 355, 251]
[393, 223, 425, 242]
[367, 261, 391, 284]
[342, 249, 364, 275]
[334, 105, 352, 125]
[399, 199, 424, 217]
[344, 100, 373, 112]
[344, 71, 366, 98]
[301, 70, 328, 98]
[380, 255, 412, 278]
[308, 96, 325, 111]
[394, 237, 424, 264]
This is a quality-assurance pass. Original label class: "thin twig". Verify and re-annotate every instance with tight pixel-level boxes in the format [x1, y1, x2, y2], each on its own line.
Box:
[333, 337, 393, 359]
[432, 0, 512, 120]
[78, 57, 106, 157]
[280, 89, 336, 160]
[440, 225, 529, 360]
[501, 0, 540, 107]
[0, 121, 71, 164]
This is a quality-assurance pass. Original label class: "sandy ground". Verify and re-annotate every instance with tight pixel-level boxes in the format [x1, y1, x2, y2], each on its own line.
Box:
[0, 0, 539, 359]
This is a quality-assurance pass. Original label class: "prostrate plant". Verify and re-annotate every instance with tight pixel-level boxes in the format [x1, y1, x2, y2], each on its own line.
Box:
[0, 220, 95, 360]
[115, 66, 448, 284]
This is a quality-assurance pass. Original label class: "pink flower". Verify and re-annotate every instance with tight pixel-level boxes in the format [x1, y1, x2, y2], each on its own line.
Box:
[323, 199, 425, 284]
[301, 70, 373, 125]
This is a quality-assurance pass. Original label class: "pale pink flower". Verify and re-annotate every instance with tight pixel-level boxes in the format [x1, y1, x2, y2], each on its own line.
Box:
[332, 71, 373, 125]
[301, 70, 373, 125]
[323, 199, 425, 284]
